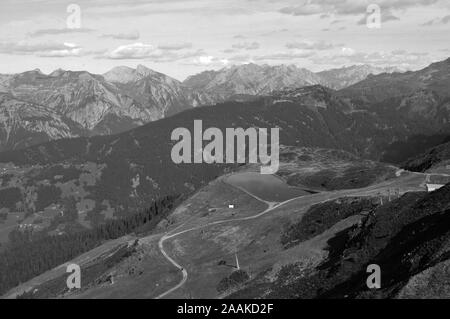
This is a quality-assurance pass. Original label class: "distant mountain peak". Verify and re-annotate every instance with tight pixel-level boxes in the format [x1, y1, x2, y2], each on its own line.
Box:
[183, 63, 322, 100]
[341, 56, 450, 102]
[49, 68, 66, 77]
[136, 64, 157, 77]
[103, 64, 164, 83]
[19, 68, 45, 76]
[428, 57, 450, 69]
[317, 64, 401, 90]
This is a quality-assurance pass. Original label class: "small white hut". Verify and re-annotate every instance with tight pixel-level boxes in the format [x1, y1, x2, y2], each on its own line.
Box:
[426, 184, 445, 192]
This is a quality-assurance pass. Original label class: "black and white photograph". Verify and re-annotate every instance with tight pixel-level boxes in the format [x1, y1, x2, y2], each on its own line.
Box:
[0, 0, 449, 304]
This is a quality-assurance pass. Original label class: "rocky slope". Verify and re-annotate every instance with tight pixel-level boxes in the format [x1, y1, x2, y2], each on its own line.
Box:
[0, 93, 85, 152]
[0, 66, 213, 151]
[0, 146, 401, 299]
[0, 83, 447, 241]
[227, 183, 450, 299]
[183, 63, 400, 98]
[183, 63, 323, 102]
[6, 153, 449, 299]
[317, 65, 400, 90]
[103, 65, 214, 118]
[402, 141, 450, 173]
[0, 86, 393, 243]
[0, 61, 429, 152]
[340, 57, 450, 102]
[337, 58, 450, 163]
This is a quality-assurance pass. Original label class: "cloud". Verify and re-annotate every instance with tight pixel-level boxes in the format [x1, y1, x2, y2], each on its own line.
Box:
[37, 42, 84, 57]
[157, 43, 193, 50]
[223, 42, 260, 55]
[186, 55, 231, 67]
[279, 0, 440, 17]
[101, 30, 140, 40]
[105, 43, 161, 59]
[222, 48, 236, 54]
[28, 28, 94, 37]
[253, 50, 315, 61]
[341, 47, 356, 56]
[84, 1, 250, 17]
[0, 41, 83, 57]
[187, 48, 318, 67]
[103, 42, 201, 62]
[231, 42, 260, 50]
[227, 54, 253, 63]
[421, 14, 450, 26]
[260, 28, 290, 36]
[38, 47, 83, 57]
[310, 47, 430, 70]
[286, 40, 337, 51]
[356, 11, 400, 25]
[185, 53, 257, 67]
[279, 4, 325, 16]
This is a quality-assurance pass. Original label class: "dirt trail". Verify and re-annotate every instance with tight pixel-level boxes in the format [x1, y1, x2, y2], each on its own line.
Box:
[154, 171, 431, 299]
[155, 184, 295, 299]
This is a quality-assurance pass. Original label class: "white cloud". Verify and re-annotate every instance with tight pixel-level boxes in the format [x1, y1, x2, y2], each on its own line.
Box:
[38, 47, 83, 57]
[279, 0, 441, 17]
[195, 55, 214, 65]
[103, 42, 202, 62]
[253, 50, 315, 61]
[157, 43, 193, 51]
[0, 0, 447, 78]
[231, 42, 260, 50]
[0, 41, 83, 57]
[28, 28, 94, 37]
[310, 48, 431, 70]
[186, 55, 233, 67]
[422, 14, 450, 26]
[101, 30, 140, 40]
[105, 43, 155, 59]
[286, 40, 337, 51]
[356, 11, 400, 25]
[38, 43, 84, 57]
[63, 42, 78, 48]
[341, 47, 356, 56]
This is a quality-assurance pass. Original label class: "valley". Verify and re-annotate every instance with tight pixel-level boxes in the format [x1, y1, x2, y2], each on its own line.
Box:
[0, 62, 407, 153]
[4, 146, 448, 299]
[0, 58, 450, 300]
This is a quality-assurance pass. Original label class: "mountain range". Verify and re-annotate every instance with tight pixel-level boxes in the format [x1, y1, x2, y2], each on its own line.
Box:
[0, 57, 449, 232]
[1, 58, 450, 299]
[0, 76, 448, 233]
[0, 66, 213, 151]
[0, 63, 399, 152]
[338, 58, 450, 137]
[183, 63, 399, 99]
[0, 58, 449, 223]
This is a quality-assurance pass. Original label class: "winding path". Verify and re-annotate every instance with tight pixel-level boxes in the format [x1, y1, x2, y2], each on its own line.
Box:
[154, 171, 440, 299]
[154, 180, 303, 299]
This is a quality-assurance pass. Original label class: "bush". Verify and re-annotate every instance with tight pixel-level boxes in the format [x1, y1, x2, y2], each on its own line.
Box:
[217, 270, 250, 293]
[281, 197, 379, 248]
[0, 188, 22, 210]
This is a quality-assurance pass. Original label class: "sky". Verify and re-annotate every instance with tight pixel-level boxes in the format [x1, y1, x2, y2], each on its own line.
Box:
[0, 0, 449, 81]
